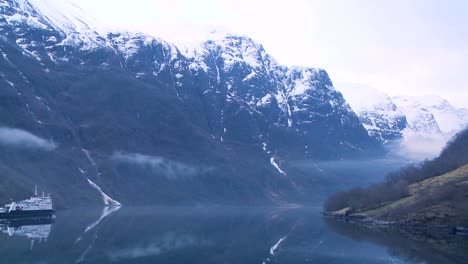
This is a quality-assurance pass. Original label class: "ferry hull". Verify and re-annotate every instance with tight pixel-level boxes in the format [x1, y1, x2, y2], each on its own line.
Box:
[0, 210, 55, 220]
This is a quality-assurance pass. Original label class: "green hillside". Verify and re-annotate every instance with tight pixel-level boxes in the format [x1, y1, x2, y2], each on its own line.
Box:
[324, 127, 468, 227]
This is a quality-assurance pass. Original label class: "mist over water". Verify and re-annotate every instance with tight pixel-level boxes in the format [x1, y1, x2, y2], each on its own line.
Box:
[284, 138, 449, 205]
[385, 136, 449, 161]
[288, 157, 409, 201]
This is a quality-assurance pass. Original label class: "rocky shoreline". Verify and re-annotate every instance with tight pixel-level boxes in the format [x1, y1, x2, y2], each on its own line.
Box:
[322, 211, 468, 236]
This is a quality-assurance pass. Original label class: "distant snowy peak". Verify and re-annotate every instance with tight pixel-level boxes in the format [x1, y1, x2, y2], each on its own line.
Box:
[336, 83, 468, 159]
[393, 97, 442, 137]
[336, 84, 468, 141]
[336, 84, 407, 143]
[393, 95, 468, 135]
[336, 84, 398, 113]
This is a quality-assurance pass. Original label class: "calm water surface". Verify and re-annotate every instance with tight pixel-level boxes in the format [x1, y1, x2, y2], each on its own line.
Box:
[0, 206, 466, 264]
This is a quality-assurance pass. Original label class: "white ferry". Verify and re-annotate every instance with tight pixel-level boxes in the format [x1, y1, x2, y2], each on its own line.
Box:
[0, 187, 55, 220]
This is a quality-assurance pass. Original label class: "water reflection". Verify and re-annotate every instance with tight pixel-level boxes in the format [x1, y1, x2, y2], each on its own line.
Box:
[0, 218, 53, 252]
[0, 218, 52, 241]
[326, 218, 468, 264]
[75, 206, 121, 263]
[0, 207, 466, 263]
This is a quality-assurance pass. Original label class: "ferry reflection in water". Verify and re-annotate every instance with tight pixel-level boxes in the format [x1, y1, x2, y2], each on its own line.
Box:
[0, 218, 53, 248]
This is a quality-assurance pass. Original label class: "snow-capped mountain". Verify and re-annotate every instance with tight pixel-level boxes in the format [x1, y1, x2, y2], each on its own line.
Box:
[336, 84, 407, 144]
[0, 0, 381, 206]
[183, 33, 376, 159]
[337, 84, 468, 158]
[393, 95, 468, 136]
[391, 96, 443, 138]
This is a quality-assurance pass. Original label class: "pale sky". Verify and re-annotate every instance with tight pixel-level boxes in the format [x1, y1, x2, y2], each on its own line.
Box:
[72, 0, 468, 107]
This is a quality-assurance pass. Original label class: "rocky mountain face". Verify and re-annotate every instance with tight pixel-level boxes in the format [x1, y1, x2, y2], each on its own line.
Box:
[0, 0, 381, 207]
[180, 33, 378, 159]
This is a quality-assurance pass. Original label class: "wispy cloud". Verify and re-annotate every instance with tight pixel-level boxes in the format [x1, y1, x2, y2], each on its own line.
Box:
[111, 152, 210, 179]
[392, 135, 448, 161]
[0, 127, 56, 151]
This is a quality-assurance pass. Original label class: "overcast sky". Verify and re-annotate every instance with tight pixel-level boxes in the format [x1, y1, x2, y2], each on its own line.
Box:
[72, 0, 468, 107]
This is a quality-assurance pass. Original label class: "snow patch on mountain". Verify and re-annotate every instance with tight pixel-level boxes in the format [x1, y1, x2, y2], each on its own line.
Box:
[287, 67, 320, 96]
[2, 1, 49, 30]
[81, 148, 102, 181]
[197, 31, 275, 73]
[270, 157, 286, 176]
[170, 27, 247, 56]
[106, 31, 167, 60]
[270, 236, 287, 255]
[261, 142, 287, 176]
[87, 178, 122, 206]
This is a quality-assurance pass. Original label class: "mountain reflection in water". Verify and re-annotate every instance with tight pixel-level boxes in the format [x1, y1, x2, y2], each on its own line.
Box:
[326, 218, 468, 264]
[0, 206, 466, 264]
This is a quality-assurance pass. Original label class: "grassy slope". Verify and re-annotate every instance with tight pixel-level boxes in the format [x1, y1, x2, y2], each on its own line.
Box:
[408, 164, 468, 194]
[337, 164, 468, 226]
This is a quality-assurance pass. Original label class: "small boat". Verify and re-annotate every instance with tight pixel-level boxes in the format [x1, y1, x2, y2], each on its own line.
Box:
[0, 186, 55, 220]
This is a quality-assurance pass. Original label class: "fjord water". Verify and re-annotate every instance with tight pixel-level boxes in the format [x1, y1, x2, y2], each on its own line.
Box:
[1, 206, 467, 264]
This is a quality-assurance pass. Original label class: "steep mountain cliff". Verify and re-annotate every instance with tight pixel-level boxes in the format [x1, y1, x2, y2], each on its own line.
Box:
[0, 0, 381, 207]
